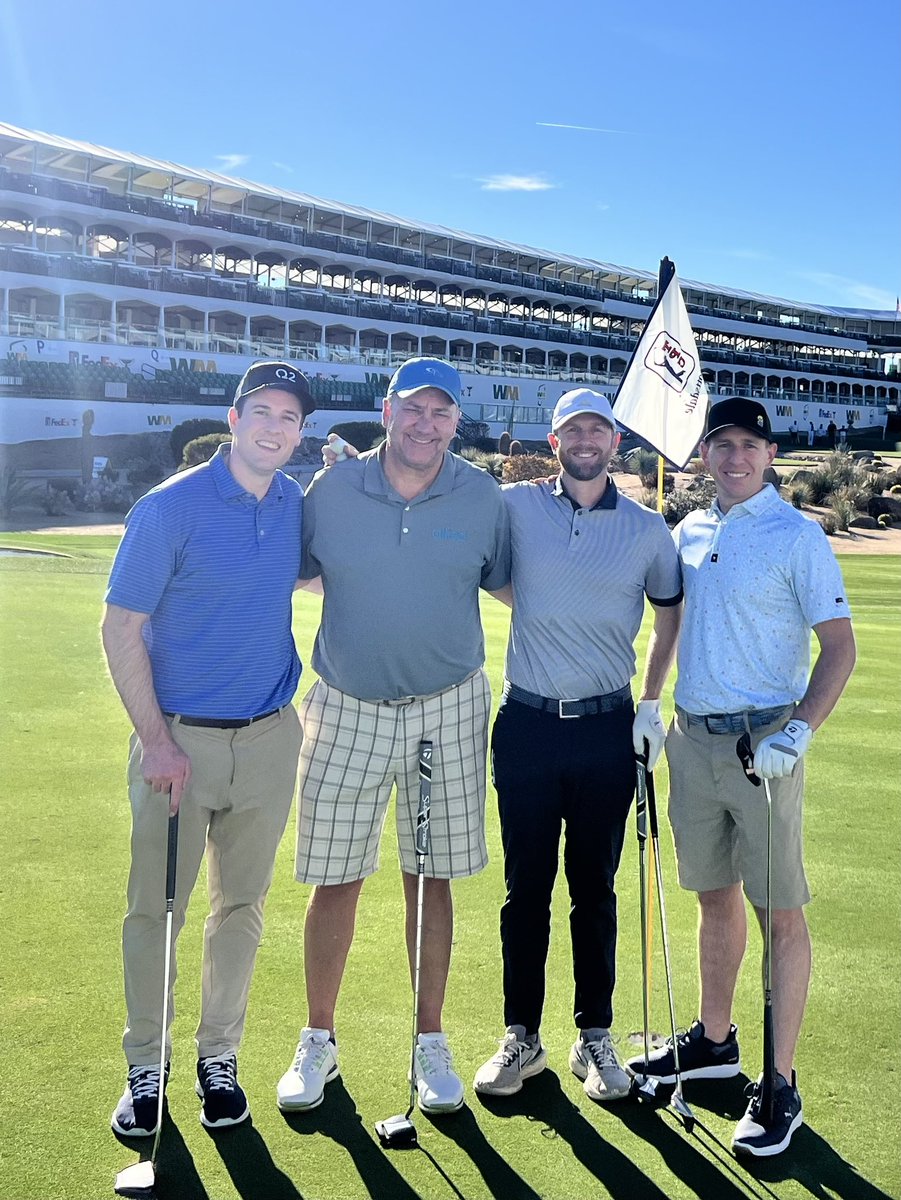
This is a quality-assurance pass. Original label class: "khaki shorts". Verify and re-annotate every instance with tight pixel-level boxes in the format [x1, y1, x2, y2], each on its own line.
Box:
[665, 709, 810, 909]
[295, 670, 491, 885]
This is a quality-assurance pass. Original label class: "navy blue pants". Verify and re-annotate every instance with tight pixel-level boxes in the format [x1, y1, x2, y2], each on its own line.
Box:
[490, 696, 635, 1034]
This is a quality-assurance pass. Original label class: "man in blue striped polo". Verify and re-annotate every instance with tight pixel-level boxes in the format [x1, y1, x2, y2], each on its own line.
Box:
[102, 361, 311, 1137]
[473, 388, 683, 1103]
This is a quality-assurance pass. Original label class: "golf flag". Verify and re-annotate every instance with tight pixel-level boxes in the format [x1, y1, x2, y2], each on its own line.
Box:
[613, 257, 709, 469]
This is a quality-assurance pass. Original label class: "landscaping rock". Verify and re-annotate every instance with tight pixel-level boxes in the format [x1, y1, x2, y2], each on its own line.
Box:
[867, 495, 901, 520]
[849, 516, 879, 530]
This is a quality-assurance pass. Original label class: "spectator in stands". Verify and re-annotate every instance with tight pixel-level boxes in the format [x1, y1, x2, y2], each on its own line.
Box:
[789, 421, 799, 446]
[827, 420, 837, 448]
[276, 358, 510, 1118]
[807, 422, 815, 448]
[817, 423, 826, 444]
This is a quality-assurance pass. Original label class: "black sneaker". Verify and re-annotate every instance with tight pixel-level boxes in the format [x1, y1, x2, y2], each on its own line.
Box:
[111, 1063, 170, 1137]
[625, 1019, 740, 1083]
[732, 1071, 803, 1157]
[195, 1054, 250, 1128]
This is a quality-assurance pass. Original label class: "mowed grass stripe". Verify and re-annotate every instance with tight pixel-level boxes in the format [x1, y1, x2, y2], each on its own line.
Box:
[0, 548, 897, 1200]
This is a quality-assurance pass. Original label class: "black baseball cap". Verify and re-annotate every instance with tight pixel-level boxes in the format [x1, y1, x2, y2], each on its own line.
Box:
[703, 397, 773, 442]
[233, 361, 315, 418]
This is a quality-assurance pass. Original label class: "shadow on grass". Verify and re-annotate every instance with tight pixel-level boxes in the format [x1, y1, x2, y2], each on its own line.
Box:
[279, 1079, 421, 1199]
[473, 1069, 672, 1199]
[736, 1124, 896, 1200]
[206, 1120, 303, 1200]
[421, 1104, 542, 1199]
[113, 1114, 209, 1200]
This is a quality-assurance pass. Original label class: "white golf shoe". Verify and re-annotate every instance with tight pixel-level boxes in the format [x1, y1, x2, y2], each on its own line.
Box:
[276, 1027, 339, 1111]
[413, 1032, 464, 1114]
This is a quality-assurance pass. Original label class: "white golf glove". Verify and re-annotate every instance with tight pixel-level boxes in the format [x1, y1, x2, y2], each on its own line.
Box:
[752, 719, 812, 779]
[321, 434, 354, 466]
[633, 699, 667, 770]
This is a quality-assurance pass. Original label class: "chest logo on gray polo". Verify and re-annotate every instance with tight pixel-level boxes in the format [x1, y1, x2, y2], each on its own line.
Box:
[432, 528, 469, 541]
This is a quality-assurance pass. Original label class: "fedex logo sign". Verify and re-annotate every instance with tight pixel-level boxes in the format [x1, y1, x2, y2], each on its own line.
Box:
[644, 331, 695, 394]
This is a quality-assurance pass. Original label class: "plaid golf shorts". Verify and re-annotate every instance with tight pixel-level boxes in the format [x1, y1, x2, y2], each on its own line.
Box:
[295, 670, 491, 885]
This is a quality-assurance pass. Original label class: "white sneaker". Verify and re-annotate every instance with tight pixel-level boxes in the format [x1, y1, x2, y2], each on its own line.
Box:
[569, 1030, 632, 1102]
[413, 1032, 464, 1114]
[473, 1025, 547, 1096]
[276, 1027, 339, 1111]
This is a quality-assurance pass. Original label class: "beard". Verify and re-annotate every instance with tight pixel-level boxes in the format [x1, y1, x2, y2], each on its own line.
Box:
[557, 446, 613, 482]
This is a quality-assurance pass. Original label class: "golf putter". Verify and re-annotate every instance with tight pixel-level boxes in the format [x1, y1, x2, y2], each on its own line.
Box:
[115, 807, 179, 1198]
[376, 740, 433, 1149]
[645, 765, 696, 1132]
[632, 747, 658, 1101]
[736, 733, 776, 1126]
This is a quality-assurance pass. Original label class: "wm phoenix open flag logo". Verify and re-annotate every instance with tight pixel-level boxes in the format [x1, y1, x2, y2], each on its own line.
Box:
[613, 259, 709, 469]
[645, 332, 696, 393]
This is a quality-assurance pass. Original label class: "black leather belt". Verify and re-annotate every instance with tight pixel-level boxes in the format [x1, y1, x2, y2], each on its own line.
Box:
[504, 682, 631, 719]
[164, 708, 280, 729]
[676, 705, 789, 734]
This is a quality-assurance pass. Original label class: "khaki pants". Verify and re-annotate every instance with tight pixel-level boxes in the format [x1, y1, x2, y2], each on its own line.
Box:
[122, 706, 301, 1065]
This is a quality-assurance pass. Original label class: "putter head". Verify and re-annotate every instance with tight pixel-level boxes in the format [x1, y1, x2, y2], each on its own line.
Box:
[375, 1113, 418, 1149]
[114, 1159, 156, 1198]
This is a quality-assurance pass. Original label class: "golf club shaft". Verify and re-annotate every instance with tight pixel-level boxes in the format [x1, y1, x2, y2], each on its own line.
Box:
[151, 808, 179, 1165]
[761, 777, 776, 1124]
[634, 760, 651, 1068]
[406, 741, 432, 1119]
[646, 768, 693, 1122]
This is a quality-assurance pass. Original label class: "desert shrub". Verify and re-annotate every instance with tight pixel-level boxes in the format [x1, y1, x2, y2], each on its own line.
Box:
[785, 483, 809, 509]
[0, 468, 38, 517]
[624, 447, 659, 487]
[877, 513, 894, 528]
[660, 479, 717, 526]
[327, 421, 385, 451]
[459, 448, 505, 481]
[180, 432, 232, 469]
[831, 481, 874, 513]
[891, 484, 901, 496]
[501, 453, 558, 483]
[819, 513, 838, 535]
[639, 487, 659, 510]
[170, 418, 228, 465]
[828, 494, 857, 531]
[39, 482, 74, 516]
[497, 431, 512, 455]
[71, 479, 136, 513]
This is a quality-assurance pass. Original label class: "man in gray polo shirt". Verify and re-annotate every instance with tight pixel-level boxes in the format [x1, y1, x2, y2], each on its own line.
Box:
[276, 357, 510, 1116]
[473, 388, 683, 1104]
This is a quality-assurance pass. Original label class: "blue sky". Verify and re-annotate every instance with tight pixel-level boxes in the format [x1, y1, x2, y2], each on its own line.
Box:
[1, 0, 898, 311]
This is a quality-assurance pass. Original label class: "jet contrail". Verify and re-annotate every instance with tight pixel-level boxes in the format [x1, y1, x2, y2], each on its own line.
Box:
[536, 122, 636, 134]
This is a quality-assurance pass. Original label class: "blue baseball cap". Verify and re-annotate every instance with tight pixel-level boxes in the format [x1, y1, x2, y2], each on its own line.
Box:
[388, 357, 461, 405]
[551, 388, 617, 432]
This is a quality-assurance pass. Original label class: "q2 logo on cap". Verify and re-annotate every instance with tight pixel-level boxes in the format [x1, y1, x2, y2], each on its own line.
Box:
[275, 367, 297, 382]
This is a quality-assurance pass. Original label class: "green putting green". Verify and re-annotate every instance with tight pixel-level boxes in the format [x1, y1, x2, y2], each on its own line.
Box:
[1, 543, 898, 1199]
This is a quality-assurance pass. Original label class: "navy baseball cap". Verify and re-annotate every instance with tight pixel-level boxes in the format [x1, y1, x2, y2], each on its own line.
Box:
[388, 357, 461, 405]
[703, 397, 772, 442]
[234, 361, 315, 417]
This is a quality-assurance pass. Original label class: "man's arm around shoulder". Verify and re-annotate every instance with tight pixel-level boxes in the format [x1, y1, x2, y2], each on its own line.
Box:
[101, 604, 190, 811]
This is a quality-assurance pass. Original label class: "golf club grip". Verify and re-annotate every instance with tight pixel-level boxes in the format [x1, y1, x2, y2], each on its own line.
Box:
[634, 761, 648, 842]
[165, 810, 179, 903]
[416, 741, 432, 858]
[645, 769, 659, 839]
[761, 1004, 776, 1122]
